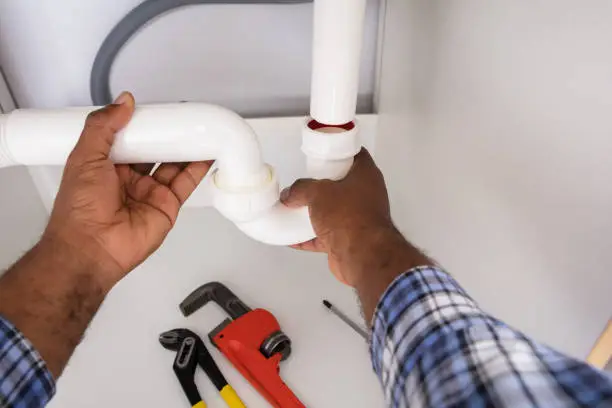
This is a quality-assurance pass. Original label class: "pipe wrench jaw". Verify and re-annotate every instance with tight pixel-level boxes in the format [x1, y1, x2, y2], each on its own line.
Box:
[208, 318, 233, 347]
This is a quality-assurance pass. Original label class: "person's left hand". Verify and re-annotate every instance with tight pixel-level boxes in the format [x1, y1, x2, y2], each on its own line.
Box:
[44, 92, 213, 289]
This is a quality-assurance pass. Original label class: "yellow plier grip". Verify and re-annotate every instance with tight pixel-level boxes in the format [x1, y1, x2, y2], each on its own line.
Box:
[220, 385, 246, 408]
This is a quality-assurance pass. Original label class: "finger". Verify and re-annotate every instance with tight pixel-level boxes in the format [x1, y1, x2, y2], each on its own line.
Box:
[131, 163, 155, 176]
[127, 175, 180, 226]
[117, 164, 145, 186]
[169, 161, 214, 205]
[353, 147, 374, 166]
[152, 163, 186, 186]
[280, 178, 321, 208]
[69, 92, 135, 166]
[116, 163, 132, 182]
[346, 147, 379, 179]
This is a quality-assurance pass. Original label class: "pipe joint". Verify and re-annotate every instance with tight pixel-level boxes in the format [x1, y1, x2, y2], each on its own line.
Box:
[211, 164, 280, 223]
[301, 118, 360, 180]
[301, 118, 361, 161]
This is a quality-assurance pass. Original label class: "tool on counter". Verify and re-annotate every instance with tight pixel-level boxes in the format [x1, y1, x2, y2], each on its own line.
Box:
[180, 282, 304, 408]
[323, 300, 368, 340]
[159, 328, 246, 408]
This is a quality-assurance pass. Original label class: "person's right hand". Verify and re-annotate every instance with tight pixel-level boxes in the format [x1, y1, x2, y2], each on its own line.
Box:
[281, 149, 398, 285]
[44, 92, 212, 291]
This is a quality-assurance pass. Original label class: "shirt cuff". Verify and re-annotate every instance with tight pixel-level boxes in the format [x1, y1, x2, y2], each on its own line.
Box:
[369, 266, 478, 376]
[0, 315, 55, 408]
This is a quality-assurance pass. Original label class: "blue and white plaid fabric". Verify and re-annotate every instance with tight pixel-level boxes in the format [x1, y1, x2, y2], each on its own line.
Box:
[371, 266, 612, 407]
[0, 315, 54, 408]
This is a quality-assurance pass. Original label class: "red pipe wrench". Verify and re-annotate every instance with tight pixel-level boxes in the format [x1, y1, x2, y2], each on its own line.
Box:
[180, 282, 305, 408]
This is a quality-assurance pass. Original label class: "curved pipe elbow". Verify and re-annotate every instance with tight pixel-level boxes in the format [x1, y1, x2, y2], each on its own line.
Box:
[210, 164, 316, 245]
[109, 104, 270, 188]
[0, 104, 362, 247]
[0, 104, 318, 245]
[236, 205, 315, 246]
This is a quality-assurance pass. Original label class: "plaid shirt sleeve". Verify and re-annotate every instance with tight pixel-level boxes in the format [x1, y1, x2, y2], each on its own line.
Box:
[0, 315, 55, 408]
[370, 266, 612, 407]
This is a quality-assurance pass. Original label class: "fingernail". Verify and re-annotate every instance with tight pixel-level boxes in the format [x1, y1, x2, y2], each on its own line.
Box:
[280, 187, 291, 202]
[113, 91, 129, 105]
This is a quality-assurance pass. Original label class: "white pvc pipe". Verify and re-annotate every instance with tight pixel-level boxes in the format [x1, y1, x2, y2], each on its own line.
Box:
[301, 118, 361, 180]
[0, 0, 369, 247]
[310, 0, 368, 125]
[236, 206, 314, 246]
[0, 104, 268, 188]
[0, 103, 321, 246]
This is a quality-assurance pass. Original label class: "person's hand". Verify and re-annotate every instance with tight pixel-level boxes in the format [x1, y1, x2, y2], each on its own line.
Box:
[281, 149, 401, 285]
[43, 92, 213, 290]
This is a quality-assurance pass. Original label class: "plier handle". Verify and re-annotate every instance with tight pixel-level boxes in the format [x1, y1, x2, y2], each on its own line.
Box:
[160, 329, 245, 408]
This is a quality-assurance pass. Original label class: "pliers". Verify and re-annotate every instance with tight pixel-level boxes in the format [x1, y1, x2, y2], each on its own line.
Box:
[159, 328, 246, 408]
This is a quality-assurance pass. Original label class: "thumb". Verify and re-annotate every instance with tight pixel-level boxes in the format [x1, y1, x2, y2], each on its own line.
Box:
[69, 92, 135, 165]
[281, 178, 321, 208]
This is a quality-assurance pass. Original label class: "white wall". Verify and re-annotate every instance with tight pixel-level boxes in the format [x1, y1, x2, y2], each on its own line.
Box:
[0, 167, 47, 273]
[0, 0, 379, 116]
[376, 0, 612, 359]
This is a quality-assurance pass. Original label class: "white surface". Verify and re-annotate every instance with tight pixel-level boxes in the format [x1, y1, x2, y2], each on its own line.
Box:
[27, 114, 378, 211]
[0, 0, 380, 117]
[38, 114, 377, 407]
[376, 0, 612, 359]
[8, 109, 377, 406]
[18, 112, 378, 406]
[0, 84, 46, 276]
[310, 0, 367, 125]
[0, 167, 47, 274]
[47, 209, 383, 408]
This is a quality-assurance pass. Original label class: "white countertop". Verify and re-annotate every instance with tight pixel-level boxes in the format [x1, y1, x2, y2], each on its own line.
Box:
[48, 206, 384, 408]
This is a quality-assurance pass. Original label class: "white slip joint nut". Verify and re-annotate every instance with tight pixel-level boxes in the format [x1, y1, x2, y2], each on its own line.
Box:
[211, 164, 280, 223]
[301, 118, 361, 161]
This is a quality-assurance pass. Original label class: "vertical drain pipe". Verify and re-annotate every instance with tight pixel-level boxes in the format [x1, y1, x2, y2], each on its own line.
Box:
[303, 0, 368, 180]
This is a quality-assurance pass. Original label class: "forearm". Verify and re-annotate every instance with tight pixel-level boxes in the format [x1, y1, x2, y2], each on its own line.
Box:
[370, 267, 612, 407]
[338, 226, 433, 321]
[0, 234, 115, 377]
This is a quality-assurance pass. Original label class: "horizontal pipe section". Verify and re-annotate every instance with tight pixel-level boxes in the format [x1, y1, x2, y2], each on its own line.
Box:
[0, 104, 268, 189]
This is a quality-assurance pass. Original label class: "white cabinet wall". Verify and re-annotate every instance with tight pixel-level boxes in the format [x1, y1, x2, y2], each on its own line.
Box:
[376, 0, 612, 359]
[0, 0, 380, 117]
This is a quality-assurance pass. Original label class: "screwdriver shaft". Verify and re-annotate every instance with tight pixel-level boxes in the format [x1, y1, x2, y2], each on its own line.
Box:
[323, 300, 368, 340]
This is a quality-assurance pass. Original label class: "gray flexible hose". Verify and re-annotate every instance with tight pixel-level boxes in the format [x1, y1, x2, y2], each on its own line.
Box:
[90, 0, 312, 105]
